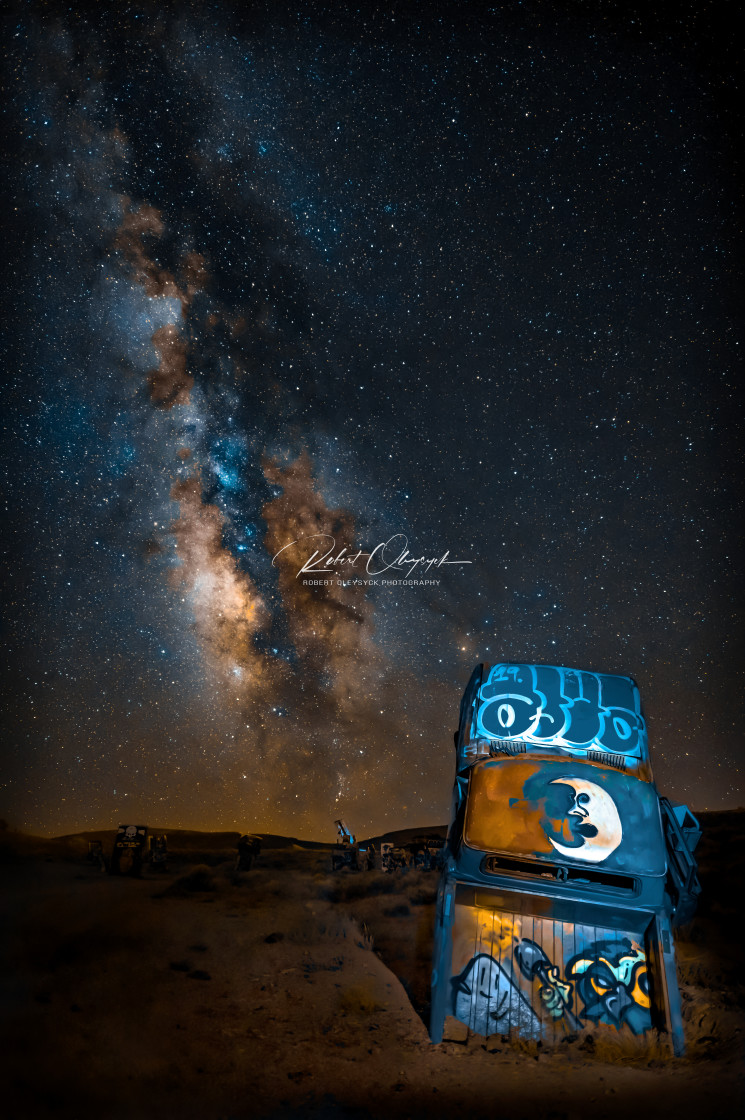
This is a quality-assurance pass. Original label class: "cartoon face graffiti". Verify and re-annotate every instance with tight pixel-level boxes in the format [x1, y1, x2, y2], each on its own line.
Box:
[544, 778, 623, 863]
[451, 953, 541, 1036]
[567, 939, 652, 1035]
[511, 771, 623, 863]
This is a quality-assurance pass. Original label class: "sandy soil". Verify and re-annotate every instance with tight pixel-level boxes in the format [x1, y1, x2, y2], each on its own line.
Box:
[1, 813, 743, 1120]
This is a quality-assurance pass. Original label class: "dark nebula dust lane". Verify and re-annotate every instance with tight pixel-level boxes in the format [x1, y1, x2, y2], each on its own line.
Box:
[1, 0, 742, 838]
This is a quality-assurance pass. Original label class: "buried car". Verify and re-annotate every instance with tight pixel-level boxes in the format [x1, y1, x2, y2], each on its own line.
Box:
[430, 663, 701, 1055]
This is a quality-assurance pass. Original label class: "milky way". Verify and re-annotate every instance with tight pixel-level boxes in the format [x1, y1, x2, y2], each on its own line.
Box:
[2, 0, 742, 837]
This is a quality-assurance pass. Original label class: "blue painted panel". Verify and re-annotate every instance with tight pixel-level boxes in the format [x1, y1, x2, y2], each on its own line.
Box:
[464, 664, 647, 763]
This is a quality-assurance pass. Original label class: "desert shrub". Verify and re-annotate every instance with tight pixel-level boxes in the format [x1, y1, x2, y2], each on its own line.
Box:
[592, 1027, 673, 1065]
[283, 908, 374, 949]
[226, 873, 286, 904]
[161, 864, 218, 895]
[321, 871, 398, 903]
[330, 913, 374, 948]
[329, 914, 374, 949]
[229, 869, 317, 905]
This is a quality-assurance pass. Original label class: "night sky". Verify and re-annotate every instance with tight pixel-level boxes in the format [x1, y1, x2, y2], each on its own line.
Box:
[2, 0, 742, 839]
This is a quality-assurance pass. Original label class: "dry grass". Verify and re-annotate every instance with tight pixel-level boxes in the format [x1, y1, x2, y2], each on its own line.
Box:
[285, 909, 374, 950]
[591, 1028, 673, 1065]
[320, 870, 399, 902]
[158, 864, 219, 895]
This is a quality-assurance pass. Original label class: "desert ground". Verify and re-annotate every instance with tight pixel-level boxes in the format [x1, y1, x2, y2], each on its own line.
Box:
[1, 811, 743, 1120]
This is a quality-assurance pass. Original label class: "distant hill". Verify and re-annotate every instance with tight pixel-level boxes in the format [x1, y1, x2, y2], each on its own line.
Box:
[53, 828, 332, 851]
[3, 808, 740, 860]
[0, 829, 325, 862]
[364, 824, 448, 848]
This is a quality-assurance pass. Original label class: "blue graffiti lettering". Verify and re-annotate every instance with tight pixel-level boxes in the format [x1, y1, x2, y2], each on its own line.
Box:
[475, 664, 645, 758]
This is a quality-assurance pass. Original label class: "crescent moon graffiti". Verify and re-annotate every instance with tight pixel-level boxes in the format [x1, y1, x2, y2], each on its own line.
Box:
[547, 778, 623, 863]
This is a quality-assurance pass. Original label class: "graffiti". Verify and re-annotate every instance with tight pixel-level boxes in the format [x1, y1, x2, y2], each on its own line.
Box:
[567, 938, 652, 1035]
[509, 770, 624, 863]
[432, 663, 697, 1053]
[464, 756, 667, 876]
[474, 910, 521, 954]
[514, 939, 582, 1029]
[452, 953, 542, 1036]
[448, 901, 653, 1040]
[474, 664, 646, 758]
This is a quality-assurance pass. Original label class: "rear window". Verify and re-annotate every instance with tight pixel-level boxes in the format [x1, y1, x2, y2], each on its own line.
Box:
[463, 756, 666, 877]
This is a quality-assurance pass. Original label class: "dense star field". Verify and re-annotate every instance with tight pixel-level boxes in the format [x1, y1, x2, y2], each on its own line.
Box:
[1, 0, 742, 837]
